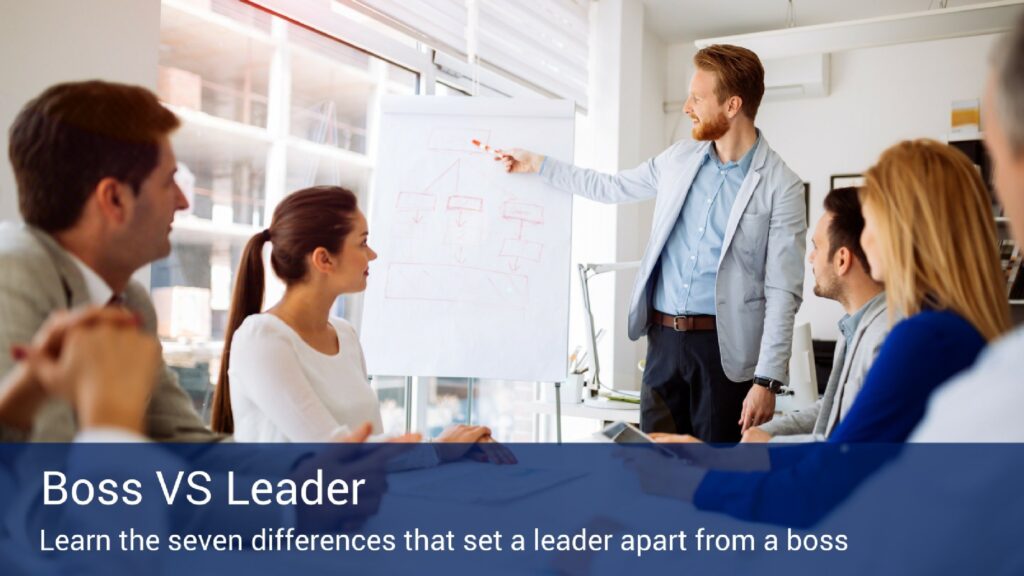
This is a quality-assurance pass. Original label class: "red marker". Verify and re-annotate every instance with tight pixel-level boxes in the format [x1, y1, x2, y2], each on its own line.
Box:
[471, 139, 504, 160]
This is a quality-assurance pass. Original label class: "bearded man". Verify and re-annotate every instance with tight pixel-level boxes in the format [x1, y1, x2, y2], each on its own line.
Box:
[501, 45, 806, 441]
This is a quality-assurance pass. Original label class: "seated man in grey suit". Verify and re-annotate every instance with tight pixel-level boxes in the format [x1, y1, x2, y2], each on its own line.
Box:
[0, 80, 223, 441]
[0, 308, 400, 573]
[745, 187, 888, 443]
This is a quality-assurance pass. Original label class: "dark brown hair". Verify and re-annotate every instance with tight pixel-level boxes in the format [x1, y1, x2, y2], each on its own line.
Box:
[823, 186, 871, 275]
[211, 186, 360, 434]
[8, 80, 180, 232]
[693, 44, 765, 120]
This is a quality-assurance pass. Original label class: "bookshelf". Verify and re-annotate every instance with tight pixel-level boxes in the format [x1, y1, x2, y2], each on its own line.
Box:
[948, 136, 1024, 325]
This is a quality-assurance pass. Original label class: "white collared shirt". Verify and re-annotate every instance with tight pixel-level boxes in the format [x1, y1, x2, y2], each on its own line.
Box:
[66, 252, 116, 306]
[912, 326, 1024, 441]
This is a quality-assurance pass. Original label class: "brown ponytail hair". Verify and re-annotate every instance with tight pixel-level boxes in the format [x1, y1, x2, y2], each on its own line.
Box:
[211, 186, 360, 433]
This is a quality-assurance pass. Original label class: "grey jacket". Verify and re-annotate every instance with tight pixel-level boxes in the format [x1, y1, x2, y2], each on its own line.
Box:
[761, 294, 889, 442]
[541, 135, 806, 383]
[0, 223, 222, 442]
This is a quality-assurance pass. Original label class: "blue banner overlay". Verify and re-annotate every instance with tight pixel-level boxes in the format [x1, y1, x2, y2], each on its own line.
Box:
[0, 442, 1020, 574]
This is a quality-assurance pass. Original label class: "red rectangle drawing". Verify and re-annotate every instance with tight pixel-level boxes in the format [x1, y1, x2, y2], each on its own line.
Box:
[396, 192, 436, 212]
[502, 202, 544, 224]
[446, 196, 484, 212]
[500, 239, 543, 262]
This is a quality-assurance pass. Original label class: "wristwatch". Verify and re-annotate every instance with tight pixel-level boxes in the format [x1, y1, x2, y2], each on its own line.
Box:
[752, 376, 786, 395]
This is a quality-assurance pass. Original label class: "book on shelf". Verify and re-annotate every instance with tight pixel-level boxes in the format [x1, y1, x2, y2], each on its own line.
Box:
[1001, 240, 1022, 297]
[951, 99, 981, 135]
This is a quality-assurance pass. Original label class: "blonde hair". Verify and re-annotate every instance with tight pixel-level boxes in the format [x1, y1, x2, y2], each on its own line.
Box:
[860, 139, 1009, 342]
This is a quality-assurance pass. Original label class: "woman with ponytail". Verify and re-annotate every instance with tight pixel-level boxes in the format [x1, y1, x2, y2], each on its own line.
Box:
[211, 186, 511, 462]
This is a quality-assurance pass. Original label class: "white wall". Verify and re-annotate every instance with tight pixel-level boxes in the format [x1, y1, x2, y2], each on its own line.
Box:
[0, 0, 162, 222]
[664, 33, 999, 340]
[567, 0, 665, 393]
[663, 42, 697, 146]
[608, 1, 665, 391]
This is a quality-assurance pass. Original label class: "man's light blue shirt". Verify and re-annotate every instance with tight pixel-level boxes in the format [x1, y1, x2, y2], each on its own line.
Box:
[652, 134, 760, 315]
[838, 292, 885, 350]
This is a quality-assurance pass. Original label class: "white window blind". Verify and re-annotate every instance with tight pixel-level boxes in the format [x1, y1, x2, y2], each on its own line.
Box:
[343, 0, 590, 108]
[342, 0, 468, 56]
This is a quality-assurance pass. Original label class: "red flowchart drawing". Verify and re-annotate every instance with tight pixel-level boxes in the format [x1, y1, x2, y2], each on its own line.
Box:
[500, 199, 545, 272]
[444, 194, 485, 262]
[446, 195, 484, 227]
[447, 195, 484, 211]
[386, 141, 548, 295]
[502, 201, 544, 224]
[395, 159, 462, 224]
[395, 192, 436, 224]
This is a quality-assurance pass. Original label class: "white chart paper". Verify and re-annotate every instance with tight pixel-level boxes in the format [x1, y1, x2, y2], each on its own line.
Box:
[361, 97, 574, 382]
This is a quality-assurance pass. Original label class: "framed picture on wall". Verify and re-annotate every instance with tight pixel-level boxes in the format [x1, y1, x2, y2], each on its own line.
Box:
[830, 174, 865, 190]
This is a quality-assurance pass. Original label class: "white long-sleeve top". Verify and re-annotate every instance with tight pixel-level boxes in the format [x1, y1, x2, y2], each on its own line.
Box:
[227, 313, 384, 442]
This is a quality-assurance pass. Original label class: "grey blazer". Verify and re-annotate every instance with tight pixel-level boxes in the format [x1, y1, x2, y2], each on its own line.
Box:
[541, 134, 806, 383]
[761, 294, 890, 442]
[0, 223, 222, 442]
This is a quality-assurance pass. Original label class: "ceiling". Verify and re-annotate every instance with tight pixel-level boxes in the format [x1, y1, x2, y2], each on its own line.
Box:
[641, 0, 999, 43]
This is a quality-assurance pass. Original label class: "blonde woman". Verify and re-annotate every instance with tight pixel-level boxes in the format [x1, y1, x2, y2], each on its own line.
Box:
[835, 138, 1010, 440]
[631, 139, 1009, 525]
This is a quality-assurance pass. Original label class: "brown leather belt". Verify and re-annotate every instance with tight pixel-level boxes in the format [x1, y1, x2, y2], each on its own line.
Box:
[652, 311, 717, 332]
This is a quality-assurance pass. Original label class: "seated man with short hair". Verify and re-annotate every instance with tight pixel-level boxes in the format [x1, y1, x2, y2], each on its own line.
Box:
[747, 186, 888, 443]
[0, 80, 209, 442]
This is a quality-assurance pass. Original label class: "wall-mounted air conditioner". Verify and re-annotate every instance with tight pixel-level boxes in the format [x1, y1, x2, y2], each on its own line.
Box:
[763, 53, 830, 101]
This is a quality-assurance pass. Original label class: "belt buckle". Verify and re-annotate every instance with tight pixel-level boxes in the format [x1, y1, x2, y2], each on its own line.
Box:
[671, 315, 689, 331]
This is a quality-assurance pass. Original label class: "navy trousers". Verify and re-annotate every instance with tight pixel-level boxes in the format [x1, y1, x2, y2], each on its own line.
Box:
[640, 324, 753, 443]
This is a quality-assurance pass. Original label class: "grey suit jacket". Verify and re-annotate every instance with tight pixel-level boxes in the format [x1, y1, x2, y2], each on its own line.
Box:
[761, 294, 889, 442]
[0, 223, 222, 442]
[541, 134, 806, 383]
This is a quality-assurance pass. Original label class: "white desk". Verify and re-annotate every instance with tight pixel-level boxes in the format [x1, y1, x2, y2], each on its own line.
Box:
[525, 399, 640, 425]
[521, 393, 641, 442]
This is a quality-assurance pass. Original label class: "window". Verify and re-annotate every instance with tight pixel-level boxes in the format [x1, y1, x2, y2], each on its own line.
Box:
[154, 0, 589, 442]
[152, 0, 416, 419]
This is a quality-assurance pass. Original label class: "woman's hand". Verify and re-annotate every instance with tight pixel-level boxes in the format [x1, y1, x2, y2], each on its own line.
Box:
[470, 436, 518, 465]
[649, 433, 703, 444]
[433, 425, 517, 464]
[433, 424, 490, 462]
